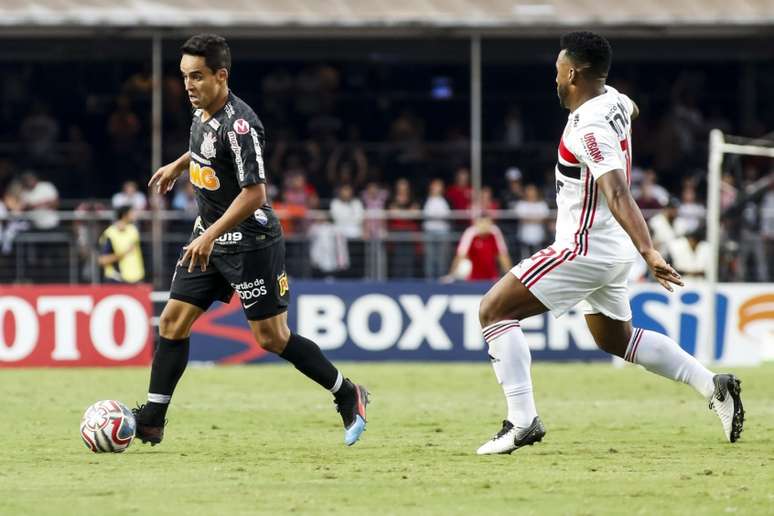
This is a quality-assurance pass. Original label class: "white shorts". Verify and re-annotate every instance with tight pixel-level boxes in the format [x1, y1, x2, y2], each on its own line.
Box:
[510, 246, 633, 321]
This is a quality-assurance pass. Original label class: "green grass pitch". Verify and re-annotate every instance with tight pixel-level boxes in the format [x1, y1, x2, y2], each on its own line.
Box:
[1, 363, 772, 515]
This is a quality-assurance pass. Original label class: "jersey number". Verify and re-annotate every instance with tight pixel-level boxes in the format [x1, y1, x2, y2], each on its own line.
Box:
[189, 162, 221, 191]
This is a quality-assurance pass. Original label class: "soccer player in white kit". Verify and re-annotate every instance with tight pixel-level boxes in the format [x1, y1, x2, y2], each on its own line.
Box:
[476, 31, 744, 455]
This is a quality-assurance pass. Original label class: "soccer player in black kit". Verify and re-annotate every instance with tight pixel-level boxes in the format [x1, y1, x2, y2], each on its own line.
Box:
[133, 34, 369, 447]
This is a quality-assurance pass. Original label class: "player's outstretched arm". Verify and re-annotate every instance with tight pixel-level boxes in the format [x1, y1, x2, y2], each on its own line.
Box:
[596, 169, 683, 292]
[148, 151, 191, 194]
[180, 183, 266, 272]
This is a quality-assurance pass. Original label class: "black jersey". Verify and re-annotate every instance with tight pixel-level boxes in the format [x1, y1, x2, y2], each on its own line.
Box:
[187, 91, 282, 254]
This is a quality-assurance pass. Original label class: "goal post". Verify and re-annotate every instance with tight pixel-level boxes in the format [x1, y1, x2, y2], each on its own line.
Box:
[705, 129, 774, 363]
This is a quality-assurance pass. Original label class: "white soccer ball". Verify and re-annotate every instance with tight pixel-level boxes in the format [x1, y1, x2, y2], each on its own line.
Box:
[80, 400, 136, 453]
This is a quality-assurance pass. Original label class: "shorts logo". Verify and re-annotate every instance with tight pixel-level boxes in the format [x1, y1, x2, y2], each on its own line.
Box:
[277, 272, 289, 297]
[254, 208, 268, 225]
[200, 132, 217, 159]
[232, 278, 267, 301]
[233, 119, 250, 135]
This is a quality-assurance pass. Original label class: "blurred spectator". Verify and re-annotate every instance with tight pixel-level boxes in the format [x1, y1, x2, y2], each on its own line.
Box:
[501, 167, 525, 255]
[63, 125, 94, 178]
[422, 179, 451, 278]
[720, 173, 738, 211]
[514, 184, 550, 256]
[675, 182, 705, 235]
[98, 205, 145, 283]
[330, 184, 365, 277]
[387, 178, 421, 278]
[172, 180, 198, 218]
[112, 180, 148, 211]
[445, 216, 511, 281]
[477, 186, 501, 216]
[19, 172, 59, 230]
[19, 102, 60, 164]
[502, 167, 524, 209]
[632, 169, 669, 207]
[736, 189, 769, 282]
[330, 184, 364, 239]
[649, 198, 682, 255]
[361, 181, 389, 239]
[666, 230, 710, 278]
[308, 212, 349, 277]
[327, 145, 368, 192]
[446, 167, 472, 211]
[277, 172, 317, 235]
[634, 181, 664, 218]
[1, 181, 29, 254]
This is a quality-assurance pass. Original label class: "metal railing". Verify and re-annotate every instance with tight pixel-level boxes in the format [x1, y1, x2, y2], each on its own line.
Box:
[1, 207, 772, 286]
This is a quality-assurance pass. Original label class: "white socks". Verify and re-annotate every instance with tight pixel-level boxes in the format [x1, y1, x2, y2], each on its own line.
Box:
[626, 328, 715, 399]
[482, 320, 537, 428]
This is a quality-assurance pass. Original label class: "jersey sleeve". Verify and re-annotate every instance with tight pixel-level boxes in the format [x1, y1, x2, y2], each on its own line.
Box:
[620, 94, 635, 117]
[225, 117, 267, 188]
[570, 120, 625, 181]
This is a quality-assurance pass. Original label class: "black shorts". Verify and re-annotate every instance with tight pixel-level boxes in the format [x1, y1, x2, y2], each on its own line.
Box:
[169, 241, 290, 321]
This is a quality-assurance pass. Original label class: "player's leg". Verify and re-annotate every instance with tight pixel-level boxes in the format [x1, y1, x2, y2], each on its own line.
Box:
[583, 270, 744, 442]
[134, 258, 229, 445]
[247, 312, 369, 446]
[232, 242, 369, 445]
[475, 271, 549, 455]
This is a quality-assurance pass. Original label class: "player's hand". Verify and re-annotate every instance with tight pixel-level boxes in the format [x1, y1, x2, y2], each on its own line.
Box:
[149, 162, 184, 195]
[642, 248, 683, 292]
[180, 234, 215, 273]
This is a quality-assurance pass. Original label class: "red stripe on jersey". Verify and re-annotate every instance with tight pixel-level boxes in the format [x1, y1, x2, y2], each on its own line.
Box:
[558, 139, 579, 165]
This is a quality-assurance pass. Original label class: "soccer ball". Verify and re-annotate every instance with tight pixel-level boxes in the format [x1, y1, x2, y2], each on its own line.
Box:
[80, 400, 136, 453]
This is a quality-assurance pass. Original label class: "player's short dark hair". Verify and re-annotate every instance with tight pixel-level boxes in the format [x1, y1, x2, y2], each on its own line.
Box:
[181, 33, 231, 74]
[115, 205, 132, 220]
[560, 31, 612, 79]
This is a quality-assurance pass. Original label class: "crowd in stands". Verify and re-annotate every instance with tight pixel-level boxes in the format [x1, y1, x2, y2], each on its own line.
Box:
[0, 54, 772, 283]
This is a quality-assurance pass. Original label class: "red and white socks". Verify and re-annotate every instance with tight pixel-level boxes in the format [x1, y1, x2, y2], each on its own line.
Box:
[626, 328, 715, 399]
[482, 320, 538, 428]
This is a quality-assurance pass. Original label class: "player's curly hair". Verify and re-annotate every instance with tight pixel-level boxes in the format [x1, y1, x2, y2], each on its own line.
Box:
[181, 33, 231, 74]
[560, 31, 612, 79]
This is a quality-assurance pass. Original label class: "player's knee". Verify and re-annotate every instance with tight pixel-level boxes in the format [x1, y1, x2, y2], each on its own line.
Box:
[253, 327, 290, 354]
[479, 292, 501, 328]
[158, 311, 190, 340]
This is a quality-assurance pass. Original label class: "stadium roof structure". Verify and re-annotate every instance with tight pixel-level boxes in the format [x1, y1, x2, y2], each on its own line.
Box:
[2, 0, 774, 35]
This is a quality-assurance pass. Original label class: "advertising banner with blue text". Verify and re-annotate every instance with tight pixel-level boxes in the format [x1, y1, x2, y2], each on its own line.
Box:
[183, 281, 771, 365]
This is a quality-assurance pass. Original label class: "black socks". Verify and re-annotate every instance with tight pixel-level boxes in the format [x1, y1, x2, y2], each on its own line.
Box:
[145, 336, 190, 422]
[280, 333, 350, 395]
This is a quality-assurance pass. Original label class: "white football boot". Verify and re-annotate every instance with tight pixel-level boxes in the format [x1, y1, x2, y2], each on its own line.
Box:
[476, 416, 546, 455]
[708, 374, 744, 443]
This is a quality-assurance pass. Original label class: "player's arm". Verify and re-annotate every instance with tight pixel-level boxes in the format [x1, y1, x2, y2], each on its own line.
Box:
[148, 151, 191, 194]
[181, 183, 266, 272]
[98, 235, 135, 266]
[596, 170, 682, 292]
[630, 99, 639, 121]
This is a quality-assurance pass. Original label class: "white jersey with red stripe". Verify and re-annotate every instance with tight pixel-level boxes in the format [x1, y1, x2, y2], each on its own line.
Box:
[554, 85, 637, 263]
